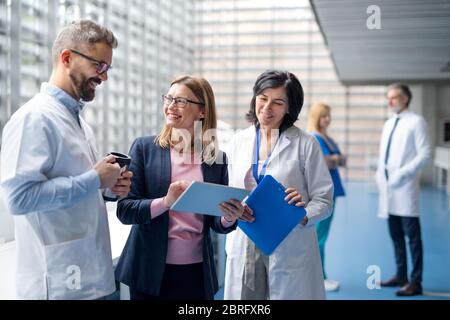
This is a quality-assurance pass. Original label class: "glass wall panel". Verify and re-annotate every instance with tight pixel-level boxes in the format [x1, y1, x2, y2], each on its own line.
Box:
[195, 0, 387, 181]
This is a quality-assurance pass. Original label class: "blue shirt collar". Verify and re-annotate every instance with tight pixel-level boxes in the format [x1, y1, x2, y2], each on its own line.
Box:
[41, 82, 85, 123]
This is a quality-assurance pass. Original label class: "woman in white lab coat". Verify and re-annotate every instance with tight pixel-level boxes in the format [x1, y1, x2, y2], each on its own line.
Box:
[222, 70, 334, 300]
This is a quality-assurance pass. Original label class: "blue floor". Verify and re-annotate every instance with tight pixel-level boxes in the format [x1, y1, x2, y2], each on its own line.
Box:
[216, 181, 450, 300]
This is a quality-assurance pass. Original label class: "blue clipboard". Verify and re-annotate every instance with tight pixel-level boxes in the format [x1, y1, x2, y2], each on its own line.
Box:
[170, 181, 250, 216]
[239, 175, 307, 255]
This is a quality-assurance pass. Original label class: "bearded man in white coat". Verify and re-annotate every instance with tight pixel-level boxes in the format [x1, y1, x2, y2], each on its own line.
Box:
[376, 83, 431, 296]
[0, 20, 132, 299]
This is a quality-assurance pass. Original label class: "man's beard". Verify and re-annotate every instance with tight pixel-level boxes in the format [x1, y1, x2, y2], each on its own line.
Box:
[69, 72, 101, 102]
[391, 104, 405, 114]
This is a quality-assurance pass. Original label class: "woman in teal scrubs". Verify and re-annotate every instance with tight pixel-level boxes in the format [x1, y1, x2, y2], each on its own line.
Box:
[308, 102, 346, 292]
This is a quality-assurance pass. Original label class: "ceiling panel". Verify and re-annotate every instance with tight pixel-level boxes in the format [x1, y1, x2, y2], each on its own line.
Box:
[310, 0, 450, 85]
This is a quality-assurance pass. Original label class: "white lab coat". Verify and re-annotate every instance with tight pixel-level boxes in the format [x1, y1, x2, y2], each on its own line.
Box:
[375, 110, 431, 219]
[0, 90, 115, 299]
[224, 126, 333, 300]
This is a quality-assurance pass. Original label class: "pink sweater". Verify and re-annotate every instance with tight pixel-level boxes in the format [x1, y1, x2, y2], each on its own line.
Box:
[150, 148, 233, 264]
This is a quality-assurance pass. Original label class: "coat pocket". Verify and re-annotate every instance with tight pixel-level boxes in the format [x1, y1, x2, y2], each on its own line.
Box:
[44, 236, 98, 299]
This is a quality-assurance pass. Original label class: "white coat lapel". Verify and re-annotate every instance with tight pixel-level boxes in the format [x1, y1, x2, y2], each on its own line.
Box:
[266, 126, 298, 166]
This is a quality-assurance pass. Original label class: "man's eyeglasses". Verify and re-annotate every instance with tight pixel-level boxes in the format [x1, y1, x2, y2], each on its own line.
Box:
[162, 94, 204, 108]
[70, 49, 112, 74]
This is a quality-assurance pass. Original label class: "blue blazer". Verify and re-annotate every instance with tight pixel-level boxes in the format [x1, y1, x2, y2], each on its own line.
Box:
[114, 136, 236, 299]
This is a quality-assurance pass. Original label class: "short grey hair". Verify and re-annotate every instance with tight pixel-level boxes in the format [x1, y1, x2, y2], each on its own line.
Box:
[387, 83, 412, 106]
[52, 19, 118, 65]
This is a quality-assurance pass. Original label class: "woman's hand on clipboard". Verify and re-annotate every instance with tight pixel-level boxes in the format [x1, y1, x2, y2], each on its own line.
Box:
[219, 199, 255, 223]
[285, 187, 308, 226]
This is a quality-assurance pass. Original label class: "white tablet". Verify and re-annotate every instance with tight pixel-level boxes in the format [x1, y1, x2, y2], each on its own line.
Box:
[170, 181, 250, 216]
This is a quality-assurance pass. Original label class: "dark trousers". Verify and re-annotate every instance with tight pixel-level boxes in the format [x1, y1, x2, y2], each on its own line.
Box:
[129, 262, 206, 300]
[388, 214, 423, 284]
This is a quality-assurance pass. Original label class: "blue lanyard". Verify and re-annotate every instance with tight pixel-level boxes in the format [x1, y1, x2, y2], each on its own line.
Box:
[252, 128, 278, 184]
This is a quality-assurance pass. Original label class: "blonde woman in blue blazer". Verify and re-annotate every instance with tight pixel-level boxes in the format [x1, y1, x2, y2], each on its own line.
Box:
[114, 76, 246, 300]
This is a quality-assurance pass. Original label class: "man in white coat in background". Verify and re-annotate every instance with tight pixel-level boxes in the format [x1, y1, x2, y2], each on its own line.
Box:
[0, 20, 132, 299]
[376, 83, 431, 297]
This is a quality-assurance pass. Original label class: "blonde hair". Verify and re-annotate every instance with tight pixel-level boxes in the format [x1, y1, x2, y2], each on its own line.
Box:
[155, 75, 219, 165]
[307, 102, 331, 133]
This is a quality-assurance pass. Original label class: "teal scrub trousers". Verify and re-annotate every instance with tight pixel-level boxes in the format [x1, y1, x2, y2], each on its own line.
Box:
[315, 200, 336, 279]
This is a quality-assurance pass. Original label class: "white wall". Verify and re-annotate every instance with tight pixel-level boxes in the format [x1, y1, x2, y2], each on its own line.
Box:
[0, 241, 17, 299]
[0, 154, 14, 243]
[409, 84, 450, 185]
[0, 194, 14, 243]
[409, 85, 436, 185]
[437, 85, 450, 142]
[438, 86, 450, 115]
